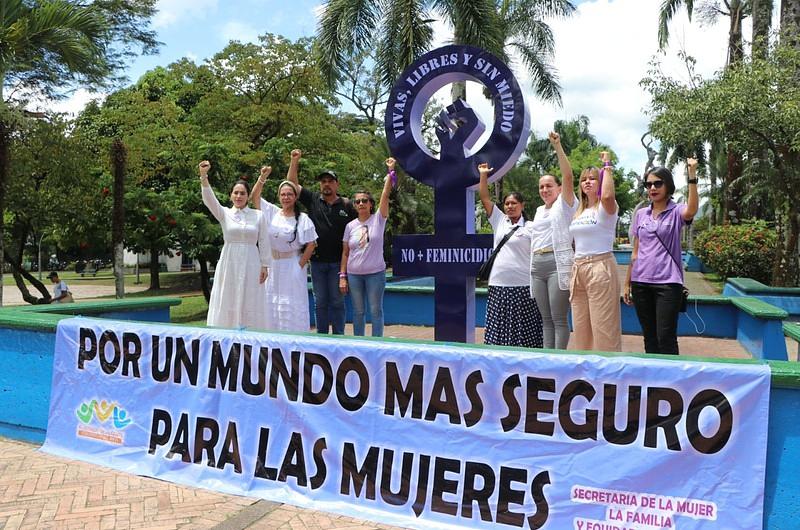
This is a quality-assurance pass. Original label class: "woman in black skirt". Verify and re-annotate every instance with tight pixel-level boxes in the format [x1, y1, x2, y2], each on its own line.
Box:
[478, 163, 543, 348]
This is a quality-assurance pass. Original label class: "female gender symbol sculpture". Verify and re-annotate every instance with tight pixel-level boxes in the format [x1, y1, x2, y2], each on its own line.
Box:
[386, 44, 530, 343]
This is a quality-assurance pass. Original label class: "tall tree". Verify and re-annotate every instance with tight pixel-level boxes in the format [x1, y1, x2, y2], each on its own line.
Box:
[0, 0, 158, 305]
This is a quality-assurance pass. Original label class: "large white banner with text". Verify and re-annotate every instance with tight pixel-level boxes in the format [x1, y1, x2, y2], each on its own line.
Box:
[42, 317, 771, 529]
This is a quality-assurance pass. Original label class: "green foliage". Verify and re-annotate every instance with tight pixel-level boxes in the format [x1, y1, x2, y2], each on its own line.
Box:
[694, 220, 777, 283]
[644, 44, 800, 285]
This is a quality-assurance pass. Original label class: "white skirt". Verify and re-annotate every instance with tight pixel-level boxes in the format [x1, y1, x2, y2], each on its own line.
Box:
[207, 242, 268, 330]
[265, 257, 311, 332]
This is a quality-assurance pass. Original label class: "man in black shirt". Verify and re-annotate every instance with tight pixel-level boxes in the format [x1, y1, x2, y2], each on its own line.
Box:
[287, 150, 356, 334]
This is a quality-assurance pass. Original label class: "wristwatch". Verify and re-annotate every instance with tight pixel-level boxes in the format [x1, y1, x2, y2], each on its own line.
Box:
[687, 178, 698, 184]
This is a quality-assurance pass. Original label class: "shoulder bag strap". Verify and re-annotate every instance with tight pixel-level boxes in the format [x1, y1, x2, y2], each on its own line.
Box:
[651, 218, 683, 275]
[490, 224, 520, 258]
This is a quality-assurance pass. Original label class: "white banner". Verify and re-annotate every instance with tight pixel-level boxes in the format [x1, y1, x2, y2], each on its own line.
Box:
[42, 317, 771, 529]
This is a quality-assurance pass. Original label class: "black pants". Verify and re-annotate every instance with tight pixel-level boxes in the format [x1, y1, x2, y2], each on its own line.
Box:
[631, 282, 683, 355]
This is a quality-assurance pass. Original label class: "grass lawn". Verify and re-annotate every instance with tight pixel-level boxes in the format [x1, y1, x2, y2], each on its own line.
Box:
[171, 295, 208, 325]
[67, 270, 210, 324]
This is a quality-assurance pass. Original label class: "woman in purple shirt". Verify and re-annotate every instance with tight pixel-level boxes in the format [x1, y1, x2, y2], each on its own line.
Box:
[339, 158, 394, 337]
[624, 158, 699, 354]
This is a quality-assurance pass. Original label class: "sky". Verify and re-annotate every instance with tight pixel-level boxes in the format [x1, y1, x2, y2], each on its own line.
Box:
[44, 0, 753, 187]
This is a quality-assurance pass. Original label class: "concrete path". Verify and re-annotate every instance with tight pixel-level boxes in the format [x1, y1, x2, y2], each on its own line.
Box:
[0, 282, 149, 307]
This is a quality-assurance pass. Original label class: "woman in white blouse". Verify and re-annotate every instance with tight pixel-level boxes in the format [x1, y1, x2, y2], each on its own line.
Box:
[478, 163, 543, 348]
[567, 151, 621, 351]
[199, 160, 270, 329]
[252, 167, 318, 332]
[529, 132, 578, 349]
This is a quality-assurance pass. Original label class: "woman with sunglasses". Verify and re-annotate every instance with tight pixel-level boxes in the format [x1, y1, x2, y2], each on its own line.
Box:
[568, 151, 621, 351]
[338, 158, 394, 336]
[478, 162, 543, 348]
[251, 165, 318, 332]
[624, 159, 699, 354]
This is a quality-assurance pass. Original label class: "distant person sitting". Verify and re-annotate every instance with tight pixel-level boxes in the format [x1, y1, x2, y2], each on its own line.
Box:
[48, 272, 73, 303]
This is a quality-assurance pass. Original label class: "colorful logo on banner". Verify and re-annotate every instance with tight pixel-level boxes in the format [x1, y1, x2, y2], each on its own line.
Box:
[75, 398, 133, 445]
[385, 45, 530, 342]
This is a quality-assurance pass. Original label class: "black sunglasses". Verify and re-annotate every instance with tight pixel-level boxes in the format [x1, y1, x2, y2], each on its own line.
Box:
[354, 198, 370, 204]
[644, 180, 665, 190]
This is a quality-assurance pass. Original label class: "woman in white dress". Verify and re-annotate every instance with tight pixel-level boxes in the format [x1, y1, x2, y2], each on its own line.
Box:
[252, 167, 317, 332]
[199, 160, 270, 329]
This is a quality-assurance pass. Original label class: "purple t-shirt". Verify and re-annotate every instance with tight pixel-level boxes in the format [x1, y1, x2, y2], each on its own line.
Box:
[343, 213, 387, 275]
[631, 201, 687, 284]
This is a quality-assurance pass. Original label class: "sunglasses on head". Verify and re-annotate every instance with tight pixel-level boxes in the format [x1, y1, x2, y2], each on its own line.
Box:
[354, 198, 370, 204]
[644, 180, 665, 190]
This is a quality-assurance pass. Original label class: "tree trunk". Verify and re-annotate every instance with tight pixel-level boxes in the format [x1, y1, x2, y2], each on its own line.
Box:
[727, 2, 745, 66]
[199, 259, 211, 302]
[3, 250, 50, 304]
[722, 4, 745, 223]
[752, 0, 773, 60]
[0, 120, 8, 307]
[782, 0, 800, 47]
[771, 202, 800, 286]
[112, 139, 126, 298]
[149, 246, 160, 290]
[724, 148, 743, 223]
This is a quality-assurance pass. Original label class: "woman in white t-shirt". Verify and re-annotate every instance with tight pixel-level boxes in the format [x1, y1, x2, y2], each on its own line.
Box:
[567, 151, 621, 351]
[478, 163, 543, 348]
[529, 132, 578, 349]
[339, 158, 394, 337]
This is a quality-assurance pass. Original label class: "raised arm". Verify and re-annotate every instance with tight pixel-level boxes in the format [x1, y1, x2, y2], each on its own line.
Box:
[683, 157, 699, 221]
[379, 158, 395, 219]
[287, 149, 302, 190]
[549, 132, 575, 207]
[599, 151, 617, 216]
[250, 165, 272, 211]
[478, 163, 495, 217]
[199, 161, 225, 222]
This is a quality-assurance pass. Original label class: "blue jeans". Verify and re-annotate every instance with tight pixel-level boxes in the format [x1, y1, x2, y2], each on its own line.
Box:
[348, 270, 385, 337]
[310, 261, 345, 334]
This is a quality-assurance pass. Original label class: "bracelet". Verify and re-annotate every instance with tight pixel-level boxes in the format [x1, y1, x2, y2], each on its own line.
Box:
[258, 178, 267, 184]
[338, 272, 347, 278]
[687, 178, 698, 184]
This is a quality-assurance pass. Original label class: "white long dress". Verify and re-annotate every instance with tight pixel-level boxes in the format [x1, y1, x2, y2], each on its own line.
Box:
[260, 198, 318, 332]
[203, 186, 270, 329]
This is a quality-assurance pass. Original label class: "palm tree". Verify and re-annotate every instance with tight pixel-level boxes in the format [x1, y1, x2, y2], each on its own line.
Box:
[316, 0, 574, 105]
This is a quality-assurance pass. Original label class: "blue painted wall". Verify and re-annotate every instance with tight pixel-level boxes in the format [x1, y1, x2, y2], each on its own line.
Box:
[0, 328, 54, 442]
[724, 282, 800, 318]
[765, 385, 800, 526]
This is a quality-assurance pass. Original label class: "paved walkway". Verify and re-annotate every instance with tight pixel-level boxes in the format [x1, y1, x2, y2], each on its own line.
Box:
[0, 438, 407, 530]
[0, 282, 149, 307]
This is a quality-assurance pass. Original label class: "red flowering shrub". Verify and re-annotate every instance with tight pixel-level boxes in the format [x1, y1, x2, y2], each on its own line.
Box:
[694, 220, 777, 284]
